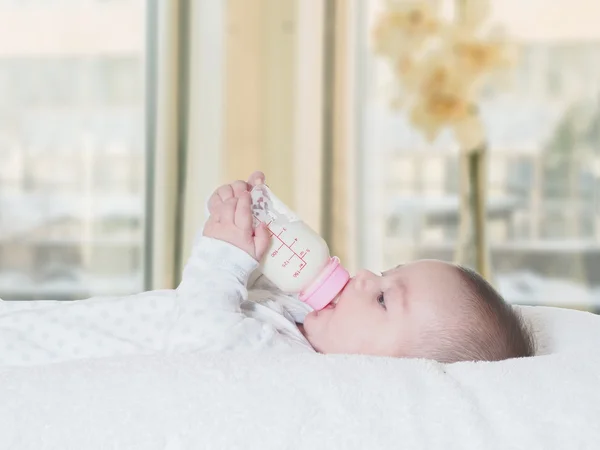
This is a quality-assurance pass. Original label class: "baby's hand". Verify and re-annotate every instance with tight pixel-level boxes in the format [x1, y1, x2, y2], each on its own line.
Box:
[207, 171, 265, 216]
[203, 188, 271, 261]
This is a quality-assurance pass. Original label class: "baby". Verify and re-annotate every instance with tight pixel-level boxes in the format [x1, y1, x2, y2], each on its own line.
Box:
[0, 171, 534, 367]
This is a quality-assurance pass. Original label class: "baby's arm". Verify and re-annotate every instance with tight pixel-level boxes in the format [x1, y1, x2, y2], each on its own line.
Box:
[194, 171, 266, 288]
[178, 177, 270, 304]
[168, 182, 272, 351]
[176, 236, 259, 313]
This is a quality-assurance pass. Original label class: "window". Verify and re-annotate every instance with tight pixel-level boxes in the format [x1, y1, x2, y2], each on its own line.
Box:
[354, 0, 600, 312]
[0, 0, 148, 300]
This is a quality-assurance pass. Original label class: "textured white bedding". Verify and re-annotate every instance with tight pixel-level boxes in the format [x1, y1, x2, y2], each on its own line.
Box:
[1, 305, 599, 450]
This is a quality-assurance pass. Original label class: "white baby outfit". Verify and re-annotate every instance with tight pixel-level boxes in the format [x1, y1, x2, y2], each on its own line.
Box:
[0, 236, 315, 367]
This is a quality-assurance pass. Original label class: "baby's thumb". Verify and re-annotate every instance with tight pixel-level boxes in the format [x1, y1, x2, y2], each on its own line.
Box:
[254, 223, 272, 261]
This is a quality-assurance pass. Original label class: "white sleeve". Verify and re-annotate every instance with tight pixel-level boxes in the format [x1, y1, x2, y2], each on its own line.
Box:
[195, 193, 264, 289]
[167, 236, 262, 351]
[176, 236, 258, 312]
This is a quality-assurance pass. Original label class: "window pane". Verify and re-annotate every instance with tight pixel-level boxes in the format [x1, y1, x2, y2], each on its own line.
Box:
[356, 0, 600, 312]
[0, 0, 147, 300]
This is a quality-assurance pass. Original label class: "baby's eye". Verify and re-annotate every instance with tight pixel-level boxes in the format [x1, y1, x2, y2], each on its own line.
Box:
[377, 293, 387, 310]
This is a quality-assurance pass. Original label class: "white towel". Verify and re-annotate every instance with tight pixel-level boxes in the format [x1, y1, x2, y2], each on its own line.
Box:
[1, 305, 599, 450]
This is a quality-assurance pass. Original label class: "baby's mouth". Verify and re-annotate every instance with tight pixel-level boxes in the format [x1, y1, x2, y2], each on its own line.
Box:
[329, 295, 341, 308]
[331, 278, 351, 306]
[329, 278, 351, 308]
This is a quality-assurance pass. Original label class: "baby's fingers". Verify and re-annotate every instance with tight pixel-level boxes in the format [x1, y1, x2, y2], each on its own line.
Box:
[216, 184, 234, 202]
[208, 184, 234, 215]
[207, 191, 223, 214]
[254, 223, 272, 261]
[234, 191, 253, 231]
[247, 171, 265, 189]
[230, 180, 249, 198]
[215, 196, 237, 224]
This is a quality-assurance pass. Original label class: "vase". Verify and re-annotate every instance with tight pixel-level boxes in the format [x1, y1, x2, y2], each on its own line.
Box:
[454, 143, 493, 281]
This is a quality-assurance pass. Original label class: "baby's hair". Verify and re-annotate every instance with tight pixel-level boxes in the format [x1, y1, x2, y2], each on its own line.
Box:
[429, 265, 536, 364]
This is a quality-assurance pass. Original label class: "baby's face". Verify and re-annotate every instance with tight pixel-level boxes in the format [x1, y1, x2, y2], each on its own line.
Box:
[302, 260, 465, 357]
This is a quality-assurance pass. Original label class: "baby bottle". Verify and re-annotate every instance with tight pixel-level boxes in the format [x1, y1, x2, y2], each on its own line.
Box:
[250, 184, 349, 310]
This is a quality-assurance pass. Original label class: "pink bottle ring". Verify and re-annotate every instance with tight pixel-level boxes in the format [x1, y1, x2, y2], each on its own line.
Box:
[299, 257, 350, 310]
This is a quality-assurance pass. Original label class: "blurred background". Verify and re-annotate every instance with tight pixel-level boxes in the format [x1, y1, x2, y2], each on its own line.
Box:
[0, 0, 598, 312]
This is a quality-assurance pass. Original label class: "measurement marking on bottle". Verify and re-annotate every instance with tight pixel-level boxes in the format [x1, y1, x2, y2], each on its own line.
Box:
[293, 262, 307, 278]
[254, 216, 307, 265]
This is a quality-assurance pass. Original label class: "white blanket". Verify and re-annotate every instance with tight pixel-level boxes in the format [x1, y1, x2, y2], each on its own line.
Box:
[1, 305, 599, 450]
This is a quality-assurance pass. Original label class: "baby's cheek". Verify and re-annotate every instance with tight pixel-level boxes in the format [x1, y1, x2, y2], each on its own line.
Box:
[344, 287, 370, 305]
[302, 311, 320, 334]
[303, 310, 317, 324]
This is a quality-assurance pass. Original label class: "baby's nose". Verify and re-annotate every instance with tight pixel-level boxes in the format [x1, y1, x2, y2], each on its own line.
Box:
[354, 269, 378, 291]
